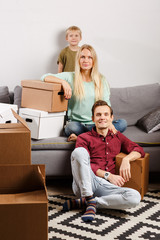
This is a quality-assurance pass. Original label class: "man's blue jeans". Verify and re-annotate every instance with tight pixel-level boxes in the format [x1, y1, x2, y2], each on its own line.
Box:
[71, 147, 141, 210]
[65, 119, 127, 137]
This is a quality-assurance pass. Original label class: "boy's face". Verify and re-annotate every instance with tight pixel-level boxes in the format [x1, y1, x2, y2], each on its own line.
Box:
[92, 105, 113, 130]
[66, 30, 81, 46]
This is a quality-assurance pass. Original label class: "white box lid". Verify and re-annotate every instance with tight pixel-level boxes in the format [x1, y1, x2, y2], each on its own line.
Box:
[0, 103, 18, 113]
[19, 108, 66, 117]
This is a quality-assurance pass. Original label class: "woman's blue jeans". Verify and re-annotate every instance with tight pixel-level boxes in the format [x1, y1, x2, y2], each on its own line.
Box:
[64, 119, 127, 137]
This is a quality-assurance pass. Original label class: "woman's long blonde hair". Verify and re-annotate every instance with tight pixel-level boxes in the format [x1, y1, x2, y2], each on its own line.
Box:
[74, 44, 104, 101]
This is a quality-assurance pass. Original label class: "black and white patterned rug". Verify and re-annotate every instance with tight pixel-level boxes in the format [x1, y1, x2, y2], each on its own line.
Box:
[48, 191, 160, 240]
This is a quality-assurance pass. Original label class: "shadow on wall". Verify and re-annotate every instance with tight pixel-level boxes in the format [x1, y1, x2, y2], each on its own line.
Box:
[46, 29, 66, 74]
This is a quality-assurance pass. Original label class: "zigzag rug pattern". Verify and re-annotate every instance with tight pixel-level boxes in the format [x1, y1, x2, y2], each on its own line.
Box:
[48, 191, 160, 240]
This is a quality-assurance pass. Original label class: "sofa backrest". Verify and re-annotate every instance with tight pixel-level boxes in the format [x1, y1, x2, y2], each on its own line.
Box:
[110, 83, 160, 126]
[0, 86, 11, 104]
[1, 84, 160, 127]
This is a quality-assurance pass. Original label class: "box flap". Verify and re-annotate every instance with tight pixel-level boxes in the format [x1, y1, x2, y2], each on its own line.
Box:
[0, 110, 29, 130]
[0, 190, 47, 204]
[21, 80, 63, 91]
[11, 109, 30, 130]
[0, 165, 46, 194]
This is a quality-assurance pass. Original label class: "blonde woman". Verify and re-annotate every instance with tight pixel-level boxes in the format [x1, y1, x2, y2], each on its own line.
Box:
[41, 44, 127, 141]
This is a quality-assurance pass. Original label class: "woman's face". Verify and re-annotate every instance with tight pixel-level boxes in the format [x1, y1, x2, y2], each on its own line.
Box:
[79, 48, 93, 71]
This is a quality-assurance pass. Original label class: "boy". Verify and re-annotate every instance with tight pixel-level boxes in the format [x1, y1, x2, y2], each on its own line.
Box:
[57, 26, 82, 72]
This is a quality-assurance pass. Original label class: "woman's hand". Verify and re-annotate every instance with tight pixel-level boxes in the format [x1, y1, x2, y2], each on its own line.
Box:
[61, 80, 72, 99]
[108, 123, 117, 134]
[44, 76, 72, 100]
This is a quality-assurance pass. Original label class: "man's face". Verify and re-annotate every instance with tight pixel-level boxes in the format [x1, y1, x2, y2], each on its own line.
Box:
[92, 105, 113, 130]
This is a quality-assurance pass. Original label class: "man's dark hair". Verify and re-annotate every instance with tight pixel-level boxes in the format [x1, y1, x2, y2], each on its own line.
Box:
[92, 100, 113, 117]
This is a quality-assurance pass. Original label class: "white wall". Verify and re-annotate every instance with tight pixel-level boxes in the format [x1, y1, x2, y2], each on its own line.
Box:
[0, 0, 160, 90]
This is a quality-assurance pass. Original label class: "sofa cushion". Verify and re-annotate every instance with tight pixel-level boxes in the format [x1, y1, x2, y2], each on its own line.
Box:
[137, 107, 160, 133]
[110, 83, 160, 126]
[123, 126, 160, 147]
[31, 137, 75, 150]
[0, 86, 10, 103]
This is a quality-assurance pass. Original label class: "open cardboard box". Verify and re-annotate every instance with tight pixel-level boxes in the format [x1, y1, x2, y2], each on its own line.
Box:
[0, 110, 31, 164]
[0, 164, 48, 240]
[21, 80, 68, 112]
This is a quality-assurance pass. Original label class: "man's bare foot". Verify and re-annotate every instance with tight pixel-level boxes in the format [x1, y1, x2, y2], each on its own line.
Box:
[68, 133, 77, 142]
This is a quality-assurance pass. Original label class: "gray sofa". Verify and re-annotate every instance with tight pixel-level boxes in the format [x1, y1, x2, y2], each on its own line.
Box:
[1, 83, 160, 179]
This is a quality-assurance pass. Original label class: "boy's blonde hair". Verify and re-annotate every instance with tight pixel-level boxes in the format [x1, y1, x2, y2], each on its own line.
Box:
[66, 26, 82, 38]
[74, 44, 106, 101]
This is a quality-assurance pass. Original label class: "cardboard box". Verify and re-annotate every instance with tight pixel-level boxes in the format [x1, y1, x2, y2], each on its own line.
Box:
[0, 110, 31, 164]
[115, 152, 149, 199]
[21, 80, 68, 112]
[19, 107, 66, 139]
[0, 103, 18, 123]
[0, 165, 48, 240]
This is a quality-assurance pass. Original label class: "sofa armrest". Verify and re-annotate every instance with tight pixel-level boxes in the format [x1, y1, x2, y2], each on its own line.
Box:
[14, 85, 22, 108]
[115, 152, 150, 199]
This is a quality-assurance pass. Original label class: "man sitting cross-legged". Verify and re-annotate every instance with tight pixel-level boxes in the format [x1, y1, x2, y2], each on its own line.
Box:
[63, 100, 145, 222]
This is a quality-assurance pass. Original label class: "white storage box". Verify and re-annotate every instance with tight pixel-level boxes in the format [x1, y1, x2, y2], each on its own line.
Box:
[19, 108, 66, 139]
[0, 103, 18, 123]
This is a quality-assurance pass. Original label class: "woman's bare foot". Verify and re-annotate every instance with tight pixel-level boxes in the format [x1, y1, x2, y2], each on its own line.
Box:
[68, 133, 77, 142]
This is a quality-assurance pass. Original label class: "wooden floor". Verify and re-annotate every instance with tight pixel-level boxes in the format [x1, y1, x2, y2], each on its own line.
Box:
[46, 178, 160, 195]
[47, 178, 73, 195]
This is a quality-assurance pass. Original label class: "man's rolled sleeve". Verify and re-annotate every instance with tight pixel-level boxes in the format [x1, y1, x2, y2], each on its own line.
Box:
[131, 146, 145, 158]
[119, 132, 145, 158]
[91, 163, 101, 175]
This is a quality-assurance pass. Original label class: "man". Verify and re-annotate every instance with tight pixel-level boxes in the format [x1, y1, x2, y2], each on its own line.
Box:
[63, 100, 145, 222]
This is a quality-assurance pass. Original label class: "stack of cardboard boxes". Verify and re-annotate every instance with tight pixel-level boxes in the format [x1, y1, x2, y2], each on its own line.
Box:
[0, 109, 48, 240]
[19, 80, 68, 139]
[0, 79, 67, 240]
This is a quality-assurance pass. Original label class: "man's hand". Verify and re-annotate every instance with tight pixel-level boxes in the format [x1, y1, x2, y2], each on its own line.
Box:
[108, 173, 125, 187]
[119, 151, 141, 182]
[119, 158, 131, 182]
